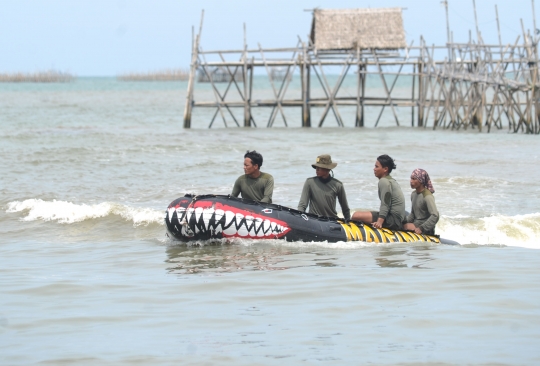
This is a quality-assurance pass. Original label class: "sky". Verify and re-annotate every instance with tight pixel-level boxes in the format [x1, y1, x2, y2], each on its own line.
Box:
[1, 0, 538, 76]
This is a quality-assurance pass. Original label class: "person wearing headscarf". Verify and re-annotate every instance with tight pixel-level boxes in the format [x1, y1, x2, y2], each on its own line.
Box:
[403, 168, 439, 235]
[298, 154, 350, 220]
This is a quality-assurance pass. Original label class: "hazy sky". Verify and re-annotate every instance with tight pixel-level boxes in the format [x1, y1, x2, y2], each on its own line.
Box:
[1, 0, 537, 76]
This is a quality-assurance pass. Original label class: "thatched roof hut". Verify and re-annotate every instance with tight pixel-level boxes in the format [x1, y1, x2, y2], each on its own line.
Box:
[310, 8, 406, 50]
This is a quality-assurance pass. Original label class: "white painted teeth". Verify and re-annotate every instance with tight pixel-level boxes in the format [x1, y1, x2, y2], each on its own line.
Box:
[167, 207, 176, 222]
[174, 207, 186, 222]
[223, 224, 237, 236]
[174, 207, 287, 238]
[262, 219, 270, 233]
[224, 211, 235, 227]
[254, 219, 264, 237]
[244, 216, 255, 237]
[186, 208, 195, 222]
[202, 209, 213, 230]
[214, 209, 224, 234]
[215, 209, 224, 220]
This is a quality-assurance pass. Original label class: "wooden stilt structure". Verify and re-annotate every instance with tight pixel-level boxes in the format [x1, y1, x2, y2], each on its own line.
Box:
[183, 6, 540, 134]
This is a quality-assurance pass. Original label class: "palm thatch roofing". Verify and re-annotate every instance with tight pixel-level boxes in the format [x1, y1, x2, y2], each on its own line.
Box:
[310, 8, 406, 50]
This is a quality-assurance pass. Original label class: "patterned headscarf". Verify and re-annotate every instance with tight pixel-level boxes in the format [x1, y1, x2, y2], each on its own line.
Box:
[411, 168, 435, 193]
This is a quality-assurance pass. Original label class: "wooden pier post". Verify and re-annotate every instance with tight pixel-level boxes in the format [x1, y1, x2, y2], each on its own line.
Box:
[183, 35, 197, 128]
[243, 23, 251, 127]
[356, 63, 365, 127]
[300, 44, 311, 127]
[183, 11, 204, 129]
[417, 60, 425, 127]
[411, 63, 416, 126]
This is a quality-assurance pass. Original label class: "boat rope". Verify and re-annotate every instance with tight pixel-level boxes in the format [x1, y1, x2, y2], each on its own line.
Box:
[179, 194, 198, 236]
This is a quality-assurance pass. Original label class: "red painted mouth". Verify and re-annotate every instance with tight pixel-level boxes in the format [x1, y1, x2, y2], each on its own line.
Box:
[168, 200, 291, 239]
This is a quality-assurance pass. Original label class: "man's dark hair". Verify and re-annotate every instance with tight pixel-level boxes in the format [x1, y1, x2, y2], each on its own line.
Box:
[244, 150, 263, 168]
[377, 154, 397, 173]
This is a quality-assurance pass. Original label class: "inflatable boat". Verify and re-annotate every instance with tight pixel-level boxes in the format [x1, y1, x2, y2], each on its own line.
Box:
[165, 194, 459, 245]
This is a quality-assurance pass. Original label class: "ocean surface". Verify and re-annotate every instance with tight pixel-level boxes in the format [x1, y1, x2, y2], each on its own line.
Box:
[1, 77, 540, 365]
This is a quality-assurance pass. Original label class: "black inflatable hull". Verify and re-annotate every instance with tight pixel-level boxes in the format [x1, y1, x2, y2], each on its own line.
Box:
[165, 194, 457, 245]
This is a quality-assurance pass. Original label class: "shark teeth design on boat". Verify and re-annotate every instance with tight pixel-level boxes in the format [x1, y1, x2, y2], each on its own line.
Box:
[167, 207, 177, 223]
[169, 203, 290, 239]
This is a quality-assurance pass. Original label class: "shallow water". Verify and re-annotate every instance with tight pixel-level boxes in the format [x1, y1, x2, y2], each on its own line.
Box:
[1, 78, 540, 365]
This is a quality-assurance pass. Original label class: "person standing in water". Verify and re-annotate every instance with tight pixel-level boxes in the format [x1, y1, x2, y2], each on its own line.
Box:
[351, 154, 406, 230]
[298, 154, 351, 220]
[232, 150, 274, 203]
[403, 168, 439, 235]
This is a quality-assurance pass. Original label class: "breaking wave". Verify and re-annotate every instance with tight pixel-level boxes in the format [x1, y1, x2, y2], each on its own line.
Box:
[437, 213, 540, 248]
[5, 199, 540, 248]
[6, 199, 164, 227]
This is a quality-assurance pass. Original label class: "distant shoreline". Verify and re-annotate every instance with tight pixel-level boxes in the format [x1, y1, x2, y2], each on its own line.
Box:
[117, 68, 189, 81]
[0, 70, 74, 83]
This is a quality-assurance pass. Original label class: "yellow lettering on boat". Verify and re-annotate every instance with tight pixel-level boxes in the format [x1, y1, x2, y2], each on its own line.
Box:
[340, 222, 364, 241]
[419, 234, 430, 242]
[401, 231, 417, 242]
[410, 232, 424, 241]
[363, 225, 380, 243]
[395, 231, 412, 242]
[381, 228, 398, 243]
[340, 222, 353, 241]
[349, 223, 364, 241]
[426, 235, 440, 243]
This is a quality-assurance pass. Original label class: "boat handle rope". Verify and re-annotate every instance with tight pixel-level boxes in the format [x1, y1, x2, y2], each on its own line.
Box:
[179, 194, 198, 236]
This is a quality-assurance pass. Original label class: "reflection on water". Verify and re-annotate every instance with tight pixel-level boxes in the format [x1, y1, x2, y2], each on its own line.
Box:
[375, 244, 436, 269]
[165, 241, 301, 274]
[166, 240, 439, 274]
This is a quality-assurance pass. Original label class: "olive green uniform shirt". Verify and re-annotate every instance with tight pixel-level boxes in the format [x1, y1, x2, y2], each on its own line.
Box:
[232, 172, 274, 203]
[298, 177, 351, 220]
[378, 175, 406, 224]
[406, 189, 439, 234]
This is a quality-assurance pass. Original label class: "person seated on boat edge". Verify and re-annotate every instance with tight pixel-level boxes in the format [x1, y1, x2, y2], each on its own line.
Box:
[231, 150, 274, 204]
[403, 168, 439, 236]
[297, 154, 351, 220]
[351, 154, 406, 230]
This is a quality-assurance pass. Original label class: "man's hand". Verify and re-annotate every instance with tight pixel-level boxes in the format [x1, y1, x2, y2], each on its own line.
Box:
[372, 218, 385, 229]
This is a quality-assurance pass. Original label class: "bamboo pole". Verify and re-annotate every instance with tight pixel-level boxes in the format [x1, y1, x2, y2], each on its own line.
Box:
[183, 11, 204, 128]
[301, 41, 311, 127]
[418, 37, 425, 127]
[356, 62, 365, 127]
[243, 23, 251, 127]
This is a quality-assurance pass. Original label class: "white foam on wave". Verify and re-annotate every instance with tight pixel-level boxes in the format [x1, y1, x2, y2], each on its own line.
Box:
[6, 200, 540, 248]
[6, 199, 164, 227]
[437, 213, 540, 248]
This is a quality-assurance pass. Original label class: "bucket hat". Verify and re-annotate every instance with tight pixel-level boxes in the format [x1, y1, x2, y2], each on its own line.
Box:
[311, 154, 337, 170]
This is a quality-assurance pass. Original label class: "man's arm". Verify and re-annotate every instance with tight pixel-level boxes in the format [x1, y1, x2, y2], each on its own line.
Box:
[231, 176, 242, 197]
[337, 183, 351, 220]
[297, 179, 311, 212]
[371, 179, 392, 228]
[260, 175, 274, 203]
[406, 192, 415, 223]
[377, 179, 392, 221]
[419, 195, 439, 232]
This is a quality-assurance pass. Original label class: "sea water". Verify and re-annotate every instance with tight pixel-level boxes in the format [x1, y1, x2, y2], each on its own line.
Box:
[1, 78, 540, 365]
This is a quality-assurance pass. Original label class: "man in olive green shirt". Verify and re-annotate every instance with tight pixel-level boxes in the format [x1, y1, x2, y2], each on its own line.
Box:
[351, 154, 405, 231]
[298, 154, 350, 220]
[232, 150, 274, 203]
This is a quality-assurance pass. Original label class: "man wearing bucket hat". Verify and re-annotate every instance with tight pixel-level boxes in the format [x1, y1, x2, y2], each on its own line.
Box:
[298, 154, 351, 220]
